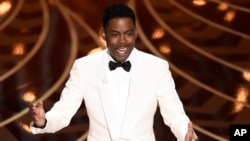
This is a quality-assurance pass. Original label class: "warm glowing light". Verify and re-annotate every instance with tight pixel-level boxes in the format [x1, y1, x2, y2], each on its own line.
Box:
[20, 28, 30, 33]
[217, 3, 228, 11]
[0, 1, 11, 16]
[151, 27, 165, 40]
[192, 0, 207, 6]
[22, 91, 36, 103]
[159, 44, 171, 55]
[231, 86, 249, 114]
[19, 122, 32, 133]
[242, 71, 250, 82]
[12, 43, 25, 55]
[224, 10, 235, 22]
[88, 47, 103, 55]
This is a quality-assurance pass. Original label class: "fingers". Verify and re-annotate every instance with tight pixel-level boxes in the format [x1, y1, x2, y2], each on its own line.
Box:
[28, 101, 46, 127]
[28, 101, 44, 116]
[29, 101, 43, 110]
[188, 122, 199, 141]
[37, 101, 43, 108]
[185, 122, 198, 141]
[188, 122, 193, 132]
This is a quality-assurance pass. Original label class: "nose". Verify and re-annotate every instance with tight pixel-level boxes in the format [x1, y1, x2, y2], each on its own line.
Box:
[119, 34, 126, 44]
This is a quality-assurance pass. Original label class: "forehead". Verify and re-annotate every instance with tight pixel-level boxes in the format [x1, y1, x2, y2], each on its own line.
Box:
[105, 17, 135, 31]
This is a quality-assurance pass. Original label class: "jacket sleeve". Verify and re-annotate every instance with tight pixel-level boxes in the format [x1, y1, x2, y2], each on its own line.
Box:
[156, 61, 190, 141]
[30, 60, 85, 134]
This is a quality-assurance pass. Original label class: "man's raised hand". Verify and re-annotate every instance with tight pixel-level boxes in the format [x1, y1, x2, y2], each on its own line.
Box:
[29, 101, 46, 128]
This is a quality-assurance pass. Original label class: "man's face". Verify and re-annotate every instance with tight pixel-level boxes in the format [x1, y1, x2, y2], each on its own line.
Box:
[103, 17, 137, 63]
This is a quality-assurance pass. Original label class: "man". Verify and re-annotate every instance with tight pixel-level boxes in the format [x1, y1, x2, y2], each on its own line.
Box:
[29, 3, 198, 141]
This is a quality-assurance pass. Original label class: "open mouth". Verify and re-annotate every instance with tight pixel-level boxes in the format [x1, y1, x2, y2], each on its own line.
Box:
[116, 47, 128, 55]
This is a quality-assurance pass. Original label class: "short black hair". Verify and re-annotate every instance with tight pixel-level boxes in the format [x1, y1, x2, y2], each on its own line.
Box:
[102, 3, 136, 29]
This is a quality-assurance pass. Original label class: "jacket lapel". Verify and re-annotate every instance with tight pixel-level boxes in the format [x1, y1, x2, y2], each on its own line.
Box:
[99, 78, 121, 139]
[98, 50, 120, 139]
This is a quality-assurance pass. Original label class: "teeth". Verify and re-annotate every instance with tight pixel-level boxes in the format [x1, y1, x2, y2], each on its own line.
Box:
[117, 47, 127, 54]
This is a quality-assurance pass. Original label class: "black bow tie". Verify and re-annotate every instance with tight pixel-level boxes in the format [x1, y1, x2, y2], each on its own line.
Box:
[109, 61, 131, 72]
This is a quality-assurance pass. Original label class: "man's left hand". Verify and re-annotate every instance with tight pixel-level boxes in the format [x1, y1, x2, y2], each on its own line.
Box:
[185, 122, 199, 141]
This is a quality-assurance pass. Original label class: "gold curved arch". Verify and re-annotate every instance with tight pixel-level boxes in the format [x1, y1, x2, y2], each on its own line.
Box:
[141, 0, 250, 106]
[168, 0, 250, 39]
[143, 0, 250, 106]
[0, 0, 79, 127]
[208, 0, 250, 13]
[193, 124, 228, 141]
[144, 0, 249, 74]
[0, 0, 50, 82]
[133, 0, 243, 141]
[54, 0, 105, 48]
[55, 1, 107, 140]
[0, 0, 24, 31]
[59, 2, 106, 141]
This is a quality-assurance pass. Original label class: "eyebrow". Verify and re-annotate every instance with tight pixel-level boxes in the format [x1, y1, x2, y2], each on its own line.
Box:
[110, 29, 135, 33]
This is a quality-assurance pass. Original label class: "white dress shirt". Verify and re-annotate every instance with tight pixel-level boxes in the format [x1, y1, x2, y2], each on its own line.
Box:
[109, 67, 130, 133]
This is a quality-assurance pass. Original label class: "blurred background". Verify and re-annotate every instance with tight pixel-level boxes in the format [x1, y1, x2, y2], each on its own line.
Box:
[0, 0, 249, 140]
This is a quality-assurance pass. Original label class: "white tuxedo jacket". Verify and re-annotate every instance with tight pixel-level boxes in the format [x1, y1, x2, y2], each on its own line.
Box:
[31, 48, 190, 141]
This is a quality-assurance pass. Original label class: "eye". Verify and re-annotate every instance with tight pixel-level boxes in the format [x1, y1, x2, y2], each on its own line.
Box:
[126, 31, 134, 36]
[111, 33, 119, 37]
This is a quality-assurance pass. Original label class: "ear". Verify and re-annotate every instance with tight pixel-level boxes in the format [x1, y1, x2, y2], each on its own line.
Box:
[135, 27, 138, 39]
[101, 28, 106, 40]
